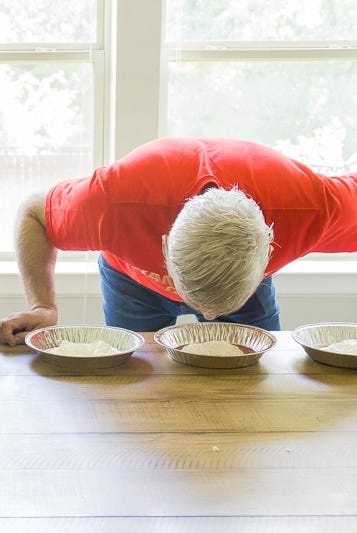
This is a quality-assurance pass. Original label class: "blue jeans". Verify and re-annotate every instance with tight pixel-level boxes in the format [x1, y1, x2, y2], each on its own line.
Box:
[98, 255, 281, 332]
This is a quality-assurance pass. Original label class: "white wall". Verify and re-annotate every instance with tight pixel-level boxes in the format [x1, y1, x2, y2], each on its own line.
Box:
[1, 293, 355, 332]
[1, 261, 356, 331]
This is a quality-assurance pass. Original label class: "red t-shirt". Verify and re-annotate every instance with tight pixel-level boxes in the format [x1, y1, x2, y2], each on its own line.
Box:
[45, 137, 357, 302]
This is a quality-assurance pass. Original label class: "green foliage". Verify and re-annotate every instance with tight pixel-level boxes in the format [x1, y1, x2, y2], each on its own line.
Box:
[0, 0, 96, 43]
[166, 0, 357, 41]
[166, 0, 357, 170]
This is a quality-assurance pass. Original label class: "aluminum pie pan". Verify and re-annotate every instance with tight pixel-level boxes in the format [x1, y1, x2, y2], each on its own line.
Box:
[154, 322, 276, 369]
[292, 322, 357, 369]
[25, 325, 145, 370]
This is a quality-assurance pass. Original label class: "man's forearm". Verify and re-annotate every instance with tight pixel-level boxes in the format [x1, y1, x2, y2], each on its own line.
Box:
[15, 194, 58, 316]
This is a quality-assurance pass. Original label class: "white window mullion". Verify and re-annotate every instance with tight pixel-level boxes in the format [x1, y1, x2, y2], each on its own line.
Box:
[93, 51, 105, 168]
[113, 0, 163, 158]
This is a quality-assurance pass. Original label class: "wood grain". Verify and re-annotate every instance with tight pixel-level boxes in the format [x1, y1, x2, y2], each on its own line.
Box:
[0, 517, 357, 533]
[0, 331, 356, 530]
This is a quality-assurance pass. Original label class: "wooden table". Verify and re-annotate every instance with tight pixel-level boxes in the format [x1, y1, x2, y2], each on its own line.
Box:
[0, 331, 356, 532]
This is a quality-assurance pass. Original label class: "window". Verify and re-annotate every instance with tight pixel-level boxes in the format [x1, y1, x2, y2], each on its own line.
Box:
[0, 0, 105, 253]
[163, 0, 357, 176]
[1, 1, 355, 324]
[1, 0, 356, 265]
[161, 0, 357, 263]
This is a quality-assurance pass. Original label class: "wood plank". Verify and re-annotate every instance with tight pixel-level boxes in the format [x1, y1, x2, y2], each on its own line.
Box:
[0, 373, 356, 401]
[0, 432, 356, 470]
[0, 397, 356, 433]
[0, 516, 356, 533]
[0, 468, 355, 517]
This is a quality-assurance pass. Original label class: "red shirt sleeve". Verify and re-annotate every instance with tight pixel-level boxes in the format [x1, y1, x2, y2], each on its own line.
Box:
[45, 167, 114, 251]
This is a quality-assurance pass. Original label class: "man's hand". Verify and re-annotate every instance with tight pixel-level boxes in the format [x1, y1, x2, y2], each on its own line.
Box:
[0, 307, 58, 346]
[0, 193, 59, 347]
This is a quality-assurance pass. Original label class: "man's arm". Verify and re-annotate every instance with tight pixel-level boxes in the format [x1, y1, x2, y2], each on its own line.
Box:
[0, 193, 58, 346]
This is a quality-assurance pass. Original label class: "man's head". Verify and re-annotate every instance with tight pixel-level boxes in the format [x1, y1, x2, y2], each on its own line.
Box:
[163, 187, 273, 319]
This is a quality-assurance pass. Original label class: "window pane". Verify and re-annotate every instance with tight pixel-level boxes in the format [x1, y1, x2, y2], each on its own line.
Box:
[167, 60, 357, 173]
[165, 0, 357, 41]
[0, 63, 93, 252]
[0, 0, 97, 43]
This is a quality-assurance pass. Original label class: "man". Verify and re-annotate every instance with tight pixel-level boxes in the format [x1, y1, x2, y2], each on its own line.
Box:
[1, 137, 356, 346]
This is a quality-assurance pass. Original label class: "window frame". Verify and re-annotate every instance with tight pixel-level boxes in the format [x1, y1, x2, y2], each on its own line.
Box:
[0, 0, 107, 261]
[0, 0, 356, 271]
[160, 15, 357, 266]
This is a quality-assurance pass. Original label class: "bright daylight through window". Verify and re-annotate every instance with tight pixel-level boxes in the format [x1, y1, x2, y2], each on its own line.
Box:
[165, 0, 357, 172]
[164, 0, 357, 263]
[0, 0, 356, 267]
[0, 0, 97, 253]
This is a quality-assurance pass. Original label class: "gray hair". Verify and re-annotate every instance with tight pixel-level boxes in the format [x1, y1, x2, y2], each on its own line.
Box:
[165, 187, 273, 317]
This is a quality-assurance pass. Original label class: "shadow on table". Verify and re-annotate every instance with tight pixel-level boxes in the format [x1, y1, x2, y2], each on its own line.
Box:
[30, 352, 154, 383]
